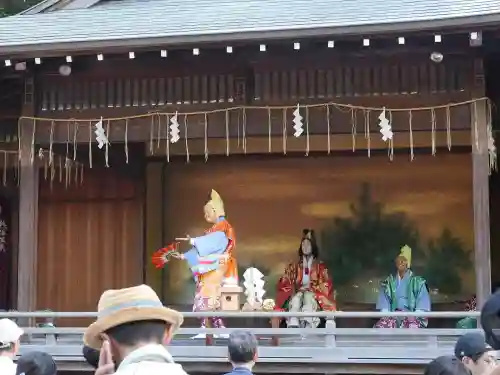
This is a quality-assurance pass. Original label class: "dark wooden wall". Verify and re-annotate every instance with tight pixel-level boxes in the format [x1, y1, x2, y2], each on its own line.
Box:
[37, 55, 472, 111]
[36, 168, 143, 324]
[30, 52, 476, 145]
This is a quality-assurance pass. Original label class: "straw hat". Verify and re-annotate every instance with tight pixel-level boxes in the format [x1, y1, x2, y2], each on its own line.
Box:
[83, 284, 183, 349]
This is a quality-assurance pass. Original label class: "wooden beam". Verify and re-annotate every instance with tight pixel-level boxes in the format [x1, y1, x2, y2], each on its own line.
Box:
[17, 77, 39, 320]
[471, 60, 491, 309]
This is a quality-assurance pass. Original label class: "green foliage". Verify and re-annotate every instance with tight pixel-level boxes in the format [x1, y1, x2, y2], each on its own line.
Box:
[421, 228, 471, 294]
[320, 182, 470, 296]
[320, 183, 422, 288]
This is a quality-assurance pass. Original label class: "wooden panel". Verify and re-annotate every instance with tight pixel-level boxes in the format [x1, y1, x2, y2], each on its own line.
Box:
[36, 169, 142, 325]
[36, 56, 474, 113]
[252, 58, 472, 104]
[40, 74, 239, 112]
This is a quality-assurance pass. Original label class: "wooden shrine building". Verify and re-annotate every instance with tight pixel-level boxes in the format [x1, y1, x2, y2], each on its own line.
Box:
[0, 0, 498, 329]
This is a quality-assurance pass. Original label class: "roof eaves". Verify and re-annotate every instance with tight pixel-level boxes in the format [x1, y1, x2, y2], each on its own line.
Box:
[2, 12, 500, 57]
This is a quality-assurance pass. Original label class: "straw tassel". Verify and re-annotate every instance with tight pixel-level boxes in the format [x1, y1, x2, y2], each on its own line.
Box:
[242, 108, 247, 154]
[225, 109, 230, 156]
[204, 113, 208, 162]
[473, 101, 480, 152]
[364, 110, 371, 158]
[409, 110, 414, 161]
[326, 105, 331, 155]
[105, 120, 110, 167]
[165, 114, 170, 163]
[445, 106, 452, 151]
[124, 119, 129, 164]
[66, 122, 70, 164]
[305, 106, 310, 156]
[268, 107, 272, 153]
[73, 122, 79, 161]
[49, 121, 54, 166]
[236, 109, 241, 149]
[351, 109, 357, 152]
[282, 108, 287, 155]
[149, 115, 154, 155]
[184, 115, 190, 163]
[388, 110, 394, 161]
[17, 118, 22, 162]
[431, 108, 437, 156]
[88, 121, 93, 169]
[156, 113, 161, 150]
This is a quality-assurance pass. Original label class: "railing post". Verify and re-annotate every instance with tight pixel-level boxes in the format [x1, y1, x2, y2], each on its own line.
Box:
[325, 318, 336, 348]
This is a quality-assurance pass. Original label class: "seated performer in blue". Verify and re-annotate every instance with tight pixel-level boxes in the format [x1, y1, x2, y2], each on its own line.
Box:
[173, 189, 238, 339]
[374, 245, 431, 328]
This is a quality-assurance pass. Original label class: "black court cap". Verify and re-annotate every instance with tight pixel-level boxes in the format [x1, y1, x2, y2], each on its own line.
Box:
[15, 351, 57, 375]
[425, 356, 470, 375]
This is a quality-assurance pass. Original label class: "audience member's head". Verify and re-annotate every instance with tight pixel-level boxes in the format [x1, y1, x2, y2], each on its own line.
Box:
[15, 351, 57, 375]
[0, 319, 23, 358]
[455, 332, 496, 375]
[227, 330, 258, 369]
[82, 345, 100, 369]
[482, 291, 500, 350]
[425, 356, 470, 375]
[83, 284, 183, 365]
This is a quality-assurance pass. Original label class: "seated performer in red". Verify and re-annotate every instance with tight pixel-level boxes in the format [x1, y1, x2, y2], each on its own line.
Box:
[275, 229, 336, 328]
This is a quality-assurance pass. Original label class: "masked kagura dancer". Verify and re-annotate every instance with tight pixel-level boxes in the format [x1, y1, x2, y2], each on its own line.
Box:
[275, 229, 336, 328]
[374, 245, 431, 328]
[175, 189, 238, 339]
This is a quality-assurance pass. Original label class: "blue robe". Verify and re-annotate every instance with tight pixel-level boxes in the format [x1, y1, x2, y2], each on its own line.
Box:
[184, 217, 229, 278]
[376, 270, 431, 312]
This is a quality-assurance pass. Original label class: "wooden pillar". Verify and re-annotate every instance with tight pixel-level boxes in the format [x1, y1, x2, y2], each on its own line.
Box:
[145, 162, 164, 294]
[17, 77, 38, 319]
[472, 59, 491, 308]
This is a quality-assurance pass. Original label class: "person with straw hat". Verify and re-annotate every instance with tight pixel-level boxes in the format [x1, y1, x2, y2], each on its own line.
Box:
[84, 284, 187, 375]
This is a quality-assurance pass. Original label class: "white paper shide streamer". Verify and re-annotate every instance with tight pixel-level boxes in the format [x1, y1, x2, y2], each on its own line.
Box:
[243, 267, 266, 309]
[488, 123, 497, 173]
[293, 104, 303, 138]
[169, 112, 180, 143]
[94, 117, 109, 149]
[378, 108, 393, 141]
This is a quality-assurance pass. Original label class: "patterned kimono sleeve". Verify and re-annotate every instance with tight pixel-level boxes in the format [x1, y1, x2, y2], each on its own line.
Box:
[275, 263, 295, 310]
[311, 263, 336, 311]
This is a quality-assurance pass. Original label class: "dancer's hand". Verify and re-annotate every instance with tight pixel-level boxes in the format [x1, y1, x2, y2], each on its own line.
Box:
[172, 252, 185, 260]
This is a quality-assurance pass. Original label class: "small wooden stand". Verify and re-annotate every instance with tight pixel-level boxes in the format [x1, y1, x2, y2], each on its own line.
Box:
[205, 285, 243, 345]
[220, 285, 243, 311]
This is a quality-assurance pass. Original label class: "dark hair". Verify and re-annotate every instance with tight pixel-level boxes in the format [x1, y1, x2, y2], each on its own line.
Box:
[298, 228, 319, 258]
[492, 282, 500, 294]
[15, 351, 57, 375]
[228, 330, 258, 364]
[104, 319, 169, 347]
[82, 345, 101, 369]
[424, 356, 470, 375]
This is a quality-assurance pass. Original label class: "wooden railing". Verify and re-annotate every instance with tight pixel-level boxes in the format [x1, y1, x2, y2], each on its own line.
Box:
[3, 311, 483, 373]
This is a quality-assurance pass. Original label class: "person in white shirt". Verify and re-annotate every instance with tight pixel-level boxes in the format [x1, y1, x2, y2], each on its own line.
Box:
[0, 318, 24, 375]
